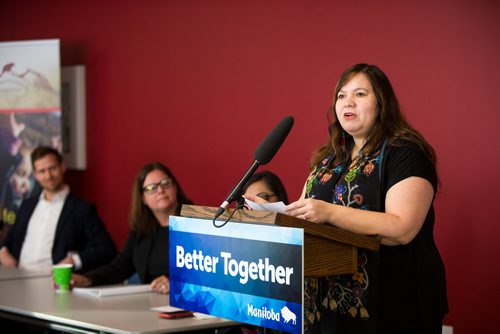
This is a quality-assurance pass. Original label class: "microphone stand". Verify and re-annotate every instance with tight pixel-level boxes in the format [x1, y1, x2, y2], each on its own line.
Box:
[214, 160, 260, 220]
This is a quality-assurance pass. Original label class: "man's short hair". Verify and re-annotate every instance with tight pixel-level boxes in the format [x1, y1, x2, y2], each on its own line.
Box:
[31, 146, 63, 168]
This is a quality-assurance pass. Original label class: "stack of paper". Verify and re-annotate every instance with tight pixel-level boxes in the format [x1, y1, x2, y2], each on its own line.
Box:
[72, 284, 152, 297]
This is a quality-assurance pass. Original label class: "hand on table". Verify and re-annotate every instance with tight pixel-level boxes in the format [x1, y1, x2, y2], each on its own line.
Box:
[0, 248, 18, 268]
[150, 275, 169, 294]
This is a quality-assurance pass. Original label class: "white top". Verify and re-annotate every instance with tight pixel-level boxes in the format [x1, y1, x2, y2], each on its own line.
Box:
[19, 186, 70, 271]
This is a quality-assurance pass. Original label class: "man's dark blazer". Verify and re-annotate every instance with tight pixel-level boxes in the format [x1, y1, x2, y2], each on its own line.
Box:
[1, 193, 117, 272]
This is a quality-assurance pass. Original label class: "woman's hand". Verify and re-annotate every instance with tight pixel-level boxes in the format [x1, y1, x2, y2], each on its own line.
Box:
[150, 275, 170, 294]
[288, 177, 434, 245]
[70, 273, 92, 288]
[285, 198, 333, 223]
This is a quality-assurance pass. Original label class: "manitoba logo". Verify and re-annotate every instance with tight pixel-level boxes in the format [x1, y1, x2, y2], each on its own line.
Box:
[247, 304, 280, 321]
[247, 304, 296, 326]
[280, 306, 296, 325]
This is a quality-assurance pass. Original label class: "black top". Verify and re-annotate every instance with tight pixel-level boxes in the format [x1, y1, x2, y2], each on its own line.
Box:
[85, 226, 169, 286]
[304, 140, 448, 333]
[378, 143, 448, 331]
[146, 226, 170, 282]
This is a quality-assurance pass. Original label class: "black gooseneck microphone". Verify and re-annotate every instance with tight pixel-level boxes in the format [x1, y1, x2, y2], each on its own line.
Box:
[214, 116, 294, 220]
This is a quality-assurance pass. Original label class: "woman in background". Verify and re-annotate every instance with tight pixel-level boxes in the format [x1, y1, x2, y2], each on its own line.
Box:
[220, 170, 290, 334]
[241, 170, 289, 204]
[71, 162, 192, 294]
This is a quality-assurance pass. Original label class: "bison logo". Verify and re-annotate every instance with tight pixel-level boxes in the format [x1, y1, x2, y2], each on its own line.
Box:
[281, 306, 296, 325]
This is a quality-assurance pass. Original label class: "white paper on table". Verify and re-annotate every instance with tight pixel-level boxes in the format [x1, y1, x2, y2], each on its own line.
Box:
[72, 284, 152, 297]
[244, 198, 286, 213]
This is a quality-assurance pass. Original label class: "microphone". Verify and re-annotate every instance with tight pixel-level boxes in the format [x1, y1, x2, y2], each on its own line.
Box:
[214, 116, 294, 220]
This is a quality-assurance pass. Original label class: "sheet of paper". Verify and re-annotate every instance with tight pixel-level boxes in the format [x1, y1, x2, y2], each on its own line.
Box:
[72, 284, 152, 297]
[244, 198, 286, 213]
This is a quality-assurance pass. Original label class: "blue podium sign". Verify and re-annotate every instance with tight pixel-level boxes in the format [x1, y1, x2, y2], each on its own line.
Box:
[169, 216, 304, 334]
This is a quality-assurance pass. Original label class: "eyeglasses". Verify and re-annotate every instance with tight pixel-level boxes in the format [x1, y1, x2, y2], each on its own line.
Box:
[142, 178, 173, 194]
[255, 192, 277, 201]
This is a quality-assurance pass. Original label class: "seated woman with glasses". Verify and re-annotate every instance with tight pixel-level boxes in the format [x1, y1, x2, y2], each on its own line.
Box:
[241, 170, 289, 205]
[70, 162, 193, 294]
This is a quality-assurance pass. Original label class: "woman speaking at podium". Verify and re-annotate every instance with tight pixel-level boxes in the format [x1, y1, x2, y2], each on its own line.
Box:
[283, 64, 448, 334]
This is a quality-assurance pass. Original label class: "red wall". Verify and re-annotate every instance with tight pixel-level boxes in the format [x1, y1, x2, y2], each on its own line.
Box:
[1, 1, 499, 333]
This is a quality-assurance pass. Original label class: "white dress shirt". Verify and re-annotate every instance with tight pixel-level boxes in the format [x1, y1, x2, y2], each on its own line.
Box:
[19, 186, 70, 271]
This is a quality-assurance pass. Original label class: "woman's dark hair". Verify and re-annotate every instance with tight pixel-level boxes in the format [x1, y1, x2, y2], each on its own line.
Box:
[242, 170, 289, 205]
[129, 162, 192, 237]
[312, 63, 437, 168]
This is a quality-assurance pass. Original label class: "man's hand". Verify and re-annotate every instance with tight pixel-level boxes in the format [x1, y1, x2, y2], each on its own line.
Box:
[0, 248, 18, 268]
[58, 255, 75, 265]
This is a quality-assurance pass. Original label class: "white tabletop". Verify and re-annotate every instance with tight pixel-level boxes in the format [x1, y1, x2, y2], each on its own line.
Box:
[0, 266, 51, 281]
[0, 276, 236, 333]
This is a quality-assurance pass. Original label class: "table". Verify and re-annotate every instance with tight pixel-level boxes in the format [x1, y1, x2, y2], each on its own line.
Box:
[0, 276, 236, 333]
[0, 266, 51, 281]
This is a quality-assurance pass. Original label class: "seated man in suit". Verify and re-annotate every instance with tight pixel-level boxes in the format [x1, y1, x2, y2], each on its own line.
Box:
[0, 146, 117, 272]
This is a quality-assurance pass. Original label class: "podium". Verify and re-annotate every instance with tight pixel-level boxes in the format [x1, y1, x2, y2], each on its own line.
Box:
[180, 205, 380, 276]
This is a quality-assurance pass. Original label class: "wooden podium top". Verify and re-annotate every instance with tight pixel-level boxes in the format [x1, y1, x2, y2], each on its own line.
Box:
[180, 205, 380, 252]
[180, 205, 380, 276]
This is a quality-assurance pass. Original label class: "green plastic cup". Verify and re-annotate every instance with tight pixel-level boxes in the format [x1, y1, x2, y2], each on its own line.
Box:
[52, 264, 73, 293]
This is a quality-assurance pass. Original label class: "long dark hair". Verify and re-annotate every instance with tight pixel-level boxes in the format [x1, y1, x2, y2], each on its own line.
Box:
[242, 170, 289, 205]
[312, 63, 436, 168]
[129, 162, 192, 237]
